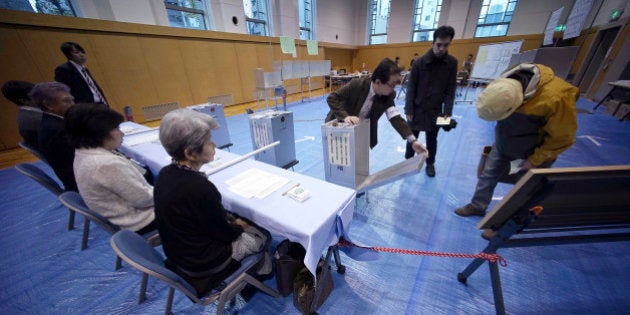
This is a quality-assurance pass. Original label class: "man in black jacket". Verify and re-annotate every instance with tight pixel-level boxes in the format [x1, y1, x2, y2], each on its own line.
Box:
[54, 42, 108, 106]
[404, 25, 458, 177]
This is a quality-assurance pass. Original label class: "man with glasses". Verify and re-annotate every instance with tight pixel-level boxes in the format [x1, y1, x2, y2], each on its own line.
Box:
[326, 58, 428, 155]
[404, 25, 458, 177]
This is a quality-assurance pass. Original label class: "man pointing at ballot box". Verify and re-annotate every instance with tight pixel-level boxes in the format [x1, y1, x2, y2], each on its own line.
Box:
[325, 58, 428, 157]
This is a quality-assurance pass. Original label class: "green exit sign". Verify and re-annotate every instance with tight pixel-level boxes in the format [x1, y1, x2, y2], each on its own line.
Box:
[555, 25, 566, 32]
[610, 9, 623, 22]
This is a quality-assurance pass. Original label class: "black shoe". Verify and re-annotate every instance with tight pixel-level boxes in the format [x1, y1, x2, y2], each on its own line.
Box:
[454, 204, 486, 217]
[426, 164, 435, 177]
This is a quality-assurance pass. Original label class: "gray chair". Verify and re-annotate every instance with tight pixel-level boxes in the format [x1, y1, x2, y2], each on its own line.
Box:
[15, 163, 75, 230]
[59, 191, 160, 270]
[19, 141, 49, 165]
[110, 230, 280, 315]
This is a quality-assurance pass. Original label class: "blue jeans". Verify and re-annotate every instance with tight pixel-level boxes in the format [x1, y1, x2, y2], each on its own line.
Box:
[470, 144, 554, 211]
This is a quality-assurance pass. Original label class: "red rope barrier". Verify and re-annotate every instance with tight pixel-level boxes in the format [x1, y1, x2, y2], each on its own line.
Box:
[337, 238, 508, 267]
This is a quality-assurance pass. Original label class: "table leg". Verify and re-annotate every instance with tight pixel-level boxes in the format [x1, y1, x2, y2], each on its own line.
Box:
[594, 87, 615, 110]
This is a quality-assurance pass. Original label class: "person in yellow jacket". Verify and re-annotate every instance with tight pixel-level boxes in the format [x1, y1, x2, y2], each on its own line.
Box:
[455, 63, 578, 217]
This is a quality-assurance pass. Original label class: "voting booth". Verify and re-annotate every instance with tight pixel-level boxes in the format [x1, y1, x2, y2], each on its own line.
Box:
[322, 120, 425, 192]
[187, 101, 233, 149]
[322, 120, 370, 189]
[249, 110, 298, 169]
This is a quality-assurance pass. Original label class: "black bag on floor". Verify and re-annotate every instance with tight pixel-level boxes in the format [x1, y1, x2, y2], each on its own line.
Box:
[293, 259, 334, 314]
[274, 239, 306, 297]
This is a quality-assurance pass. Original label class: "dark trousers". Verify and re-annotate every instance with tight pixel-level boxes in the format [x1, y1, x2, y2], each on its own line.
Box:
[405, 129, 439, 165]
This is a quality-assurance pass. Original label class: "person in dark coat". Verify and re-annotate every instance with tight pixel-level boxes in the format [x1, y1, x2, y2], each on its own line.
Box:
[404, 25, 458, 177]
[2, 80, 42, 150]
[326, 58, 428, 155]
[31, 82, 77, 191]
[54, 42, 108, 106]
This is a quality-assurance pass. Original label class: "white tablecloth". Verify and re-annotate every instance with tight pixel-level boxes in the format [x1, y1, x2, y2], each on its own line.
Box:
[118, 122, 356, 276]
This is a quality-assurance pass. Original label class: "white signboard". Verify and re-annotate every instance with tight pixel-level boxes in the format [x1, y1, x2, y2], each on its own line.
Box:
[544, 7, 564, 46]
[470, 40, 523, 80]
[563, 0, 594, 40]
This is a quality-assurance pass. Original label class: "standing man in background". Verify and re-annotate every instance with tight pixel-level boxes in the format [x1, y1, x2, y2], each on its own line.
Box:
[404, 25, 458, 177]
[54, 42, 108, 106]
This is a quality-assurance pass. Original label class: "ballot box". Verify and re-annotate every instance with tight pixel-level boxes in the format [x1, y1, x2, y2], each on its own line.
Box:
[249, 110, 298, 168]
[188, 102, 233, 149]
[322, 120, 370, 189]
[322, 120, 425, 192]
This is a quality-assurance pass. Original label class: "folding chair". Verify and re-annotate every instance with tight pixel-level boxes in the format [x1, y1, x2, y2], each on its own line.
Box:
[19, 141, 49, 165]
[15, 163, 75, 230]
[59, 191, 160, 270]
[397, 72, 409, 99]
[110, 230, 280, 315]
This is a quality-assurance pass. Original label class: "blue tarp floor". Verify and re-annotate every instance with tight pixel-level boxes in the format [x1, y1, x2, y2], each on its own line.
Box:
[1, 86, 629, 314]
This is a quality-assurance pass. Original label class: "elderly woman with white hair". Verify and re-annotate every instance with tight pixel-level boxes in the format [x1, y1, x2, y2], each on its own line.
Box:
[154, 109, 272, 298]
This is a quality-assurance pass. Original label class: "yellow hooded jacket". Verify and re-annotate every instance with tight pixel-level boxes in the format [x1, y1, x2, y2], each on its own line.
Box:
[495, 64, 578, 166]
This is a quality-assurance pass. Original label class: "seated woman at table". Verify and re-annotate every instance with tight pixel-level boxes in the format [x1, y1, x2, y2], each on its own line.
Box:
[64, 103, 157, 235]
[154, 108, 272, 297]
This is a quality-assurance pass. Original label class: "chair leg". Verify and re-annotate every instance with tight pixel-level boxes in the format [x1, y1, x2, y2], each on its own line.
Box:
[115, 256, 122, 271]
[67, 210, 75, 230]
[244, 273, 280, 298]
[138, 273, 148, 303]
[81, 219, 91, 250]
[165, 287, 175, 315]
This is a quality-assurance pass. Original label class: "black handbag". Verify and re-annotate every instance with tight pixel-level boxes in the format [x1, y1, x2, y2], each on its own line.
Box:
[273, 239, 306, 297]
[293, 259, 334, 314]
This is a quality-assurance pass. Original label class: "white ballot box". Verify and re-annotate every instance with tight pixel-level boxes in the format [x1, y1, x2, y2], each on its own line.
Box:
[322, 119, 426, 192]
[188, 102, 233, 149]
[322, 120, 370, 188]
[249, 110, 297, 168]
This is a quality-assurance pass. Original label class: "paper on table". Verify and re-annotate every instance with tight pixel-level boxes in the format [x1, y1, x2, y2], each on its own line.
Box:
[436, 117, 451, 126]
[124, 131, 160, 146]
[225, 168, 290, 199]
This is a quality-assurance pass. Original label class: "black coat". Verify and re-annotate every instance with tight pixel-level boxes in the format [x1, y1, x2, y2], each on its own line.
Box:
[405, 50, 457, 131]
[54, 61, 108, 105]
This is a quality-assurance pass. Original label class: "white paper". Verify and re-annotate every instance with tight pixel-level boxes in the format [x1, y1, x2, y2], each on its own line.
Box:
[327, 132, 351, 166]
[225, 168, 290, 199]
[124, 131, 160, 146]
[509, 159, 524, 175]
[436, 117, 451, 126]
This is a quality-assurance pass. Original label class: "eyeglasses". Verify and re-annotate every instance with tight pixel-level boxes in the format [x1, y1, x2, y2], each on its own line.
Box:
[385, 80, 399, 89]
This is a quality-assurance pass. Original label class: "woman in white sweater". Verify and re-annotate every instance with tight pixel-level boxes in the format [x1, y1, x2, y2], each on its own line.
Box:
[64, 104, 156, 234]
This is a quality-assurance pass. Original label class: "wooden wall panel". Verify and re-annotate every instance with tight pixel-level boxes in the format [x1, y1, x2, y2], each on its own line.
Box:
[0, 27, 44, 149]
[89, 34, 158, 114]
[138, 37, 193, 108]
[178, 39, 220, 106]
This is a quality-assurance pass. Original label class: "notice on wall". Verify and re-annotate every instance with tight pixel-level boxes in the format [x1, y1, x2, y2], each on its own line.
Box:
[544, 7, 564, 46]
[563, 0, 594, 40]
[470, 40, 523, 80]
[280, 36, 296, 54]
[307, 40, 318, 55]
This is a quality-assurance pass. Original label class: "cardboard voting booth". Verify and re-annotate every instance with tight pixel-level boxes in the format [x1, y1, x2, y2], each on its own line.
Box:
[322, 120, 425, 192]
[249, 110, 298, 169]
[187, 102, 233, 149]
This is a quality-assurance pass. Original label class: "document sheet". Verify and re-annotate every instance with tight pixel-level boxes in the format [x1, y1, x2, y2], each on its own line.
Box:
[225, 168, 290, 199]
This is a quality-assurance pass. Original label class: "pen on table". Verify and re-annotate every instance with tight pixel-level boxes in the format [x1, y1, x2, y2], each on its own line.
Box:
[282, 183, 300, 196]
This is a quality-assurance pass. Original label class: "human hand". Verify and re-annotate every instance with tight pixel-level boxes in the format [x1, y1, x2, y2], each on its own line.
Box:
[519, 159, 536, 171]
[406, 114, 413, 121]
[344, 116, 360, 125]
[233, 218, 249, 229]
[412, 141, 429, 158]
